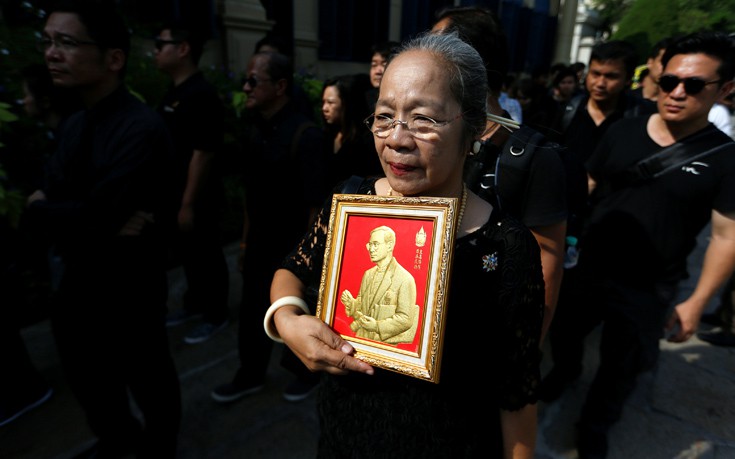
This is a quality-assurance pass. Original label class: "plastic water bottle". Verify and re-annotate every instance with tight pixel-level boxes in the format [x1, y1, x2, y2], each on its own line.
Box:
[564, 236, 579, 269]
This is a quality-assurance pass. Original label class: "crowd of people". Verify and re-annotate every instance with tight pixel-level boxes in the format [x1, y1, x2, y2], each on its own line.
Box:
[2, 1, 735, 458]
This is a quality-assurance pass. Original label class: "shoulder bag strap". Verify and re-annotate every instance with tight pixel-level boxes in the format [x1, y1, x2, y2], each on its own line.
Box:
[618, 130, 733, 184]
[561, 95, 585, 132]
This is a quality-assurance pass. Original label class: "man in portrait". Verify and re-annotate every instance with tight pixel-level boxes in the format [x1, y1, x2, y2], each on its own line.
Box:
[341, 226, 419, 344]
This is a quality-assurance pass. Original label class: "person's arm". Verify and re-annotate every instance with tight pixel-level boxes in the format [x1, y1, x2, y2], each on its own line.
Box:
[178, 149, 214, 231]
[529, 220, 566, 342]
[666, 209, 735, 341]
[588, 173, 597, 195]
[500, 404, 537, 459]
[269, 268, 374, 375]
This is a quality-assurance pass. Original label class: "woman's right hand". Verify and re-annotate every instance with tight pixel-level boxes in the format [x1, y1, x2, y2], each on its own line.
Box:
[274, 306, 374, 376]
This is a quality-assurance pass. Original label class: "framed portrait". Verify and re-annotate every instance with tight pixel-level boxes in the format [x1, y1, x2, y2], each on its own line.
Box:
[315, 193, 461, 383]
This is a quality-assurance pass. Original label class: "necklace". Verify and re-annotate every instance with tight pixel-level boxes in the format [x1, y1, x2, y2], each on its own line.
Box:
[457, 184, 467, 233]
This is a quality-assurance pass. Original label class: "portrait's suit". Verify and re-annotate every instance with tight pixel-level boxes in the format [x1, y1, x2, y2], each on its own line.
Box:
[347, 257, 418, 343]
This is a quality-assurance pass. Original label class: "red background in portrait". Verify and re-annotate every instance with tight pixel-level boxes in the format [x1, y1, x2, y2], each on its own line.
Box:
[331, 214, 434, 353]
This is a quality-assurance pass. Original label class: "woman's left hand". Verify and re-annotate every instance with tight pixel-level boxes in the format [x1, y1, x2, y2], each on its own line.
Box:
[275, 307, 374, 376]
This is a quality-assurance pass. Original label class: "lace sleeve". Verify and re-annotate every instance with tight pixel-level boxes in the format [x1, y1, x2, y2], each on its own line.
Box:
[495, 215, 545, 410]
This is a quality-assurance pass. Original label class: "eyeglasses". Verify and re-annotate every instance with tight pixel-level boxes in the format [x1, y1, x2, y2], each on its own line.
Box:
[364, 113, 463, 139]
[658, 75, 722, 95]
[154, 38, 181, 51]
[243, 76, 272, 89]
[36, 35, 97, 53]
[366, 241, 384, 250]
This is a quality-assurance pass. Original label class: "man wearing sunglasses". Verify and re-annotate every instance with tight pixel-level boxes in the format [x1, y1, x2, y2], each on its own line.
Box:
[210, 50, 326, 404]
[544, 31, 735, 459]
[154, 21, 231, 345]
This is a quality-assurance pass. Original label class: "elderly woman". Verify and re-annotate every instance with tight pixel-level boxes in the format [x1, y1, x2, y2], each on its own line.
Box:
[265, 32, 543, 458]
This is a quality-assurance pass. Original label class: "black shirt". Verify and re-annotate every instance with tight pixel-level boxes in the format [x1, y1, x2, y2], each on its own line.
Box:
[584, 116, 735, 282]
[158, 72, 224, 200]
[31, 86, 174, 258]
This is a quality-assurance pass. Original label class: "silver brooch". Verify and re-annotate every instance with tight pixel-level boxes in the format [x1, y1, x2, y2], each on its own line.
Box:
[482, 252, 498, 272]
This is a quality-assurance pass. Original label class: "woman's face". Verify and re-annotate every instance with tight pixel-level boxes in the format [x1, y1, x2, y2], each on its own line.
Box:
[322, 85, 342, 125]
[374, 49, 467, 198]
[557, 75, 577, 98]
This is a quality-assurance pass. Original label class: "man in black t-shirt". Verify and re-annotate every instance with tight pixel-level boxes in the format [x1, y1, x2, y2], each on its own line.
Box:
[551, 40, 658, 232]
[154, 21, 230, 344]
[543, 32, 735, 458]
[210, 51, 327, 404]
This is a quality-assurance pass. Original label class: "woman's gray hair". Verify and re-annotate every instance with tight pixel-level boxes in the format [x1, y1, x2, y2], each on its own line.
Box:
[389, 31, 488, 141]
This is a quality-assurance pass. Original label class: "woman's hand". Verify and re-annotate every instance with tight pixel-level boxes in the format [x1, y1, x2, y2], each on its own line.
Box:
[274, 306, 374, 376]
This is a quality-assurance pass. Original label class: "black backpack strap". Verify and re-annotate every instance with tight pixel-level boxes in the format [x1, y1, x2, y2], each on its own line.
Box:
[561, 94, 585, 132]
[495, 126, 545, 213]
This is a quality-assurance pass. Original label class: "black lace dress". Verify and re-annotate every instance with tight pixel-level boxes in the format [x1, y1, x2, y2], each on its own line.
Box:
[281, 177, 544, 459]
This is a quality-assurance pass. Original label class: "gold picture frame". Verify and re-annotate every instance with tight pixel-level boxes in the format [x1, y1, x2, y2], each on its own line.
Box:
[315, 193, 461, 383]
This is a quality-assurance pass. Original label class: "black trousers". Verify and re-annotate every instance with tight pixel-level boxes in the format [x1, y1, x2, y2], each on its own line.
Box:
[549, 260, 674, 432]
[52, 240, 181, 458]
[177, 214, 229, 324]
[235, 245, 313, 387]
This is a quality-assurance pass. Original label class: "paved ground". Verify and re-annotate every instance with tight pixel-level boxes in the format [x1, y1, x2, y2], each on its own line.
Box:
[2, 241, 735, 459]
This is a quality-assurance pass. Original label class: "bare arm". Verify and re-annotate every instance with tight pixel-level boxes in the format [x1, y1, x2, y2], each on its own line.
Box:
[178, 149, 214, 231]
[529, 220, 567, 342]
[500, 404, 537, 459]
[667, 209, 735, 341]
[587, 173, 597, 196]
[269, 269, 374, 375]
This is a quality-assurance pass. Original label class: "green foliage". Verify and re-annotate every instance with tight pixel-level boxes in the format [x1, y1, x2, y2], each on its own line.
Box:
[296, 73, 325, 122]
[0, 102, 19, 148]
[0, 100, 24, 226]
[589, 0, 634, 36]
[0, 164, 25, 229]
[0, 102, 19, 123]
[613, 0, 735, 60]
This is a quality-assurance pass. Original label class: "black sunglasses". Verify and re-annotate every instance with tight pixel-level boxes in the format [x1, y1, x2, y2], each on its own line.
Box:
[154, 38, 181, 51]
[658, 74, 722, 95]
[242, 76, 271, 88]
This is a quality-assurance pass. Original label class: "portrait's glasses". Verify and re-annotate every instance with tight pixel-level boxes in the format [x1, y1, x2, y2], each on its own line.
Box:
[658, 75, 722, 95]
[154, 38, 181, 51]
[242, 76, 272, 89]
[366, 241, 383, 250]
[36, 35, 97, 53]
[364, 113, 463, 139]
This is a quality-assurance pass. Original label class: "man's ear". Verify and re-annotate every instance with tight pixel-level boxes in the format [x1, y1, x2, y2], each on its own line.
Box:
[718, 80, 735, 102]
[107, 48, 126, 73]
[178, 41, 191, 59]
[274, 78, 288, 97]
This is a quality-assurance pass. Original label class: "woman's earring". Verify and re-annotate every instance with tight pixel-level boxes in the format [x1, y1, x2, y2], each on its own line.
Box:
[471, 140, 482, 155]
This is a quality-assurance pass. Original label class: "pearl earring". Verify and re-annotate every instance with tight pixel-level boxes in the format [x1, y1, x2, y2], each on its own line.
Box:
[471, 140, 482, 155]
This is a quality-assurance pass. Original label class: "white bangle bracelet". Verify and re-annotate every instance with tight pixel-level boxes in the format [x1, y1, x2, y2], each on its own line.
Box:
[263, 295, 311, 343]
